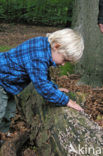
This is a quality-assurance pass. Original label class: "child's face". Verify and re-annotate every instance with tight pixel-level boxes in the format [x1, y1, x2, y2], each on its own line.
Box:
[51, 43, 71, 66]
[51, 50, 70, 66]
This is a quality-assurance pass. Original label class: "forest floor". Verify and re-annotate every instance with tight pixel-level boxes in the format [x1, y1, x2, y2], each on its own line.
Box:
[0, 23, 103, 156]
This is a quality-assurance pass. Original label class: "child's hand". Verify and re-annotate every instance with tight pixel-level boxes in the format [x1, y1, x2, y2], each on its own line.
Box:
[67, 99, 84, 112]
[59, 88, 69, 93]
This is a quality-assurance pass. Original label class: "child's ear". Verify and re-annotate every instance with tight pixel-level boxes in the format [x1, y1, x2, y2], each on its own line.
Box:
[54, 43, 60, 50]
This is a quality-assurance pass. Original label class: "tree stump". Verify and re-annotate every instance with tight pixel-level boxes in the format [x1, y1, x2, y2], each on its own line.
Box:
[1, 83, 103, 156]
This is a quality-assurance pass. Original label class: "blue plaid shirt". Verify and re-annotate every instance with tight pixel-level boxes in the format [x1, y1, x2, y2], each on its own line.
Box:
[0, 37, 69, 106]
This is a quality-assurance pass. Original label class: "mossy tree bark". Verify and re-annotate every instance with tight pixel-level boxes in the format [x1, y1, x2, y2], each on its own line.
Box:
[10, 83, 103, 156]
[72, 0, 103, 87]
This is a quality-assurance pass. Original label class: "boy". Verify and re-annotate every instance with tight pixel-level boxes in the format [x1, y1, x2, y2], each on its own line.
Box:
[0, 28, 84, 131]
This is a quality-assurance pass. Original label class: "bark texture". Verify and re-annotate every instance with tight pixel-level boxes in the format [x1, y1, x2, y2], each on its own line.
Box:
[2, 83, 102, 156]
[72, 0, 103, 87]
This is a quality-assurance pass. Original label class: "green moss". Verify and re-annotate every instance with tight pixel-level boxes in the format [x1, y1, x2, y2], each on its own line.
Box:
[67, 92, 77, 101]
[59, 62, 75, 76]
[0, 46, 12, 52]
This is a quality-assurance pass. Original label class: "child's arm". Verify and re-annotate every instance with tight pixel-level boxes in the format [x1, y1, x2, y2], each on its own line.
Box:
[26, 58, 83, 111]
[26, 58, 69, 106]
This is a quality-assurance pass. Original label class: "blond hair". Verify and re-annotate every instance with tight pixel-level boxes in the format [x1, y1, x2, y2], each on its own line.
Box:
[46, 28, 84, 63]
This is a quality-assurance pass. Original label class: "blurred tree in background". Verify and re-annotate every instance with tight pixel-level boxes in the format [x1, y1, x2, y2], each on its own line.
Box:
[72, 0, 103, 87]
[0, 0, 73, 27]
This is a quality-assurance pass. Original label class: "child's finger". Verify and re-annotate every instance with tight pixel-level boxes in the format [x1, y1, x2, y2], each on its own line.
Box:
[74, 104, 83, 111]
[59, 88, 69, 93]
[64, 88, 69, 92]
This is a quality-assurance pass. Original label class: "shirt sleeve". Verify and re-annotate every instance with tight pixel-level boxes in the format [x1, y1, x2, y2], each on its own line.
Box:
[26, 58, 69, 106]
[49, 81, 58, 89]
[98, 0, 103, 24]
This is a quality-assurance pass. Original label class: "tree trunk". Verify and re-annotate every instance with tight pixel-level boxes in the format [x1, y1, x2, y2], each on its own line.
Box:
[72, 0, 103, 87]
[2, 83, 102, 156]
